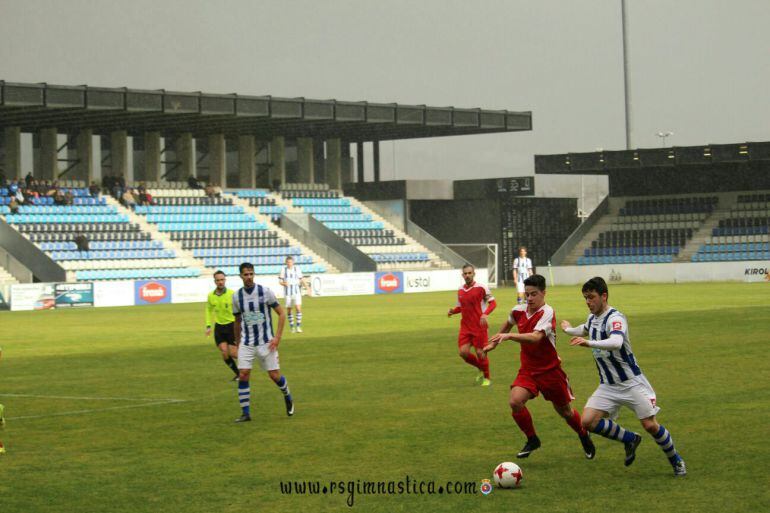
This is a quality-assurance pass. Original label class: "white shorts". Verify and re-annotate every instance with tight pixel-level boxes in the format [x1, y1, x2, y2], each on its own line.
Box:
[585, 375, 660, 420]
[285, 293, 302, 308]
[237, 343, 280, 372]
[517, 281, 525, 293]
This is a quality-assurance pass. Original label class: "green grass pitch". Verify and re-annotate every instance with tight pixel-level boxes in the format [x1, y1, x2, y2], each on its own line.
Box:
[0, 282, 768, 512]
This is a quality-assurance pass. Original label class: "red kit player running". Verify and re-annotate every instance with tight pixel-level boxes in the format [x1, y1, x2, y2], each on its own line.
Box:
[447, 264, 496, 386]
[483, 274, 595, 459]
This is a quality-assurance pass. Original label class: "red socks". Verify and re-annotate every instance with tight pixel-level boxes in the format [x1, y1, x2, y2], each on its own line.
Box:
[461, 352, 490, 379]
[512, 407, 537, 438]
[565, 408, 587, 436]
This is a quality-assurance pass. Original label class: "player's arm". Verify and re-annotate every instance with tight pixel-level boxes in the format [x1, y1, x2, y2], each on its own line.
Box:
[268, 303, 286, 351]
[480, 291, 496, 328]
[499, 330, 546, 345]
[560, 320, 587, 337]
[447, 299, 461, 317]
[205, 296, 213, 336]
[483, 318, 514, 353]
[570, 333, 622, 350]
[233, 313, 242, 347]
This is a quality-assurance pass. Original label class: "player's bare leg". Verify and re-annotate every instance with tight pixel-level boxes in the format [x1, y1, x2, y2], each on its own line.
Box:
[218, 342, 239, 380]
[295, 304, 303, 333]
[581, 407, 641, 466]
[552, 401, 595, 459]
[236, 368, 252, 422]
[639, 415, 686, 476]
[458, 343, 485, 383]
[268, 369, 294, 416]
[509, 386, 540, 457]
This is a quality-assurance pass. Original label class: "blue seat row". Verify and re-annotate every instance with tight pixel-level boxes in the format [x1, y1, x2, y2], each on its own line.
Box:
[323, 221, 384, 230]
[39, 241, 164, 251]
[216, 264, 327, 276]
[698, 243, 770, 253]
[313, 213, 372, 222]
[145, 214, 256, 223]
[712, 226, 769, 236]
[76, 267, 201, 281]
[156, 222, 267, 231]
[258, 206, 287, 214]
[0, 196, 105, 206]
[234, 189, 269, 198]
[370, 253, 429, 263]
[293, 198, 351, 207]
[302, 206, 361, 214]
[7, 214, 129, 224]
[204, 255, 313, 267]
[584, 246, 680, 257]
[192, 247, 301, 258]
[577, 255, 674, 265]
[692, 252, 770, 262]
[50, 250, 176, 261]
[16, 205, 115, 214]
[135, 206, 243, 214]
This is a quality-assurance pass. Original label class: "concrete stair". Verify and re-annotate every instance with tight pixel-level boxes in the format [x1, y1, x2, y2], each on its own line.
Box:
[676, 192, 741, 262]
[228, 195, 338, 273]
[0, 265, 18, 285]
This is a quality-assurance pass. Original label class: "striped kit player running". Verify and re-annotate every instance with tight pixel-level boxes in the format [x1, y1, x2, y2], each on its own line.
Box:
[561, 276, 686, 476]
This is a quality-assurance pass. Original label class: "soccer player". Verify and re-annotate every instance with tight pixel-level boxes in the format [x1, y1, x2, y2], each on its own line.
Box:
[205, 271, 239, 379]
[279, 256, 307, 333]
[483, 274, 595, 459]
[561, 277, 686, 476]
[0, 345, 5, 455]
[512, 247, 533, 306]
[447, 264, 496, 386]
[232, 262, 294, 423]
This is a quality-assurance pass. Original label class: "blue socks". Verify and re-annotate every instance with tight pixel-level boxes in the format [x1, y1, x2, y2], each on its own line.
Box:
[238, 380, 250, 416]
[653, 425, 682, 464]
[592, 418, 637, 444]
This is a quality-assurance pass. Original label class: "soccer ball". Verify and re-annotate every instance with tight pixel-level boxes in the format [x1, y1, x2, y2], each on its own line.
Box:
[493, 462, 523, 488]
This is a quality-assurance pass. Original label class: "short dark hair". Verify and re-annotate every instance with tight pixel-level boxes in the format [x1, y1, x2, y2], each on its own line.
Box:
[462, 263, 475, 271]
[239, 262, 254, 273]
[285, 255, 294, 262]
[523, 274, 546, 291]
[582, 276, 608, 297]
[519, 246, 527, 252]
[213, 270, 225, 278]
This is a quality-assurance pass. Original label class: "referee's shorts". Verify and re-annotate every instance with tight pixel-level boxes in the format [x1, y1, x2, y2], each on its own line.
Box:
[213, 322, 236, 345]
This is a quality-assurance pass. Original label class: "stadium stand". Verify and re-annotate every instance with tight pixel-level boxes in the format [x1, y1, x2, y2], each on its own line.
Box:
[692, 192, 770, 262]
[137, 187, 329, 276]
[0, 187, 200, 281]
[0, 265, 17, 285]
[573, 194, 718, 265]
[257, 183, 449, 270]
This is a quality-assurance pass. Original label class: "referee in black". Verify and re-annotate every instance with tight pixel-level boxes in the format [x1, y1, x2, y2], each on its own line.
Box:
[205, 271, 239, 379]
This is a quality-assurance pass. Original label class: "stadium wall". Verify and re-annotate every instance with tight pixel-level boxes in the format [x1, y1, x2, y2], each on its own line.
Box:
[549, 261, 770, 286]
[8, 268, 489, 311]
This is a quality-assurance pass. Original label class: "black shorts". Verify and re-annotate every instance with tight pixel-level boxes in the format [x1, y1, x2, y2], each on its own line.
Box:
[214, 323, 236, 345]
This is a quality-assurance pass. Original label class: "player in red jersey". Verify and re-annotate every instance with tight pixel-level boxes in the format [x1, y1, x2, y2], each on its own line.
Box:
[483, 274, 595, 459]
[447, 264, 496, 386]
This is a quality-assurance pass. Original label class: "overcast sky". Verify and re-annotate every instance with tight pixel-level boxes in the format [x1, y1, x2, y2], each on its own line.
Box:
[1, 0, 768, 181]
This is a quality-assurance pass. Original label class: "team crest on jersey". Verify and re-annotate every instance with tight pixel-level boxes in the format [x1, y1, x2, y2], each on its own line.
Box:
[612, 321, 623, 331]
[242, 311, 266, 325]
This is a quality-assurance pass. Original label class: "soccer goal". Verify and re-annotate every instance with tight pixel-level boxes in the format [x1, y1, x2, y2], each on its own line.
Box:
[445, 243, 499, 287]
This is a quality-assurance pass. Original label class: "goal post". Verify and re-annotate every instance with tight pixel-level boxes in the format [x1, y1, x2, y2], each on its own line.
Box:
[445, 243, 498, 287]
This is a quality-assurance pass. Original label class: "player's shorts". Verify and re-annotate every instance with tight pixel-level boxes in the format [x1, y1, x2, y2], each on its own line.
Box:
[516, 280, 526, 293]
[237, 343, 280, 372]
[213, 323, 235, 345]
[285, 292, 302, 308]
[458, 330, 488, 350]
[585, 375, 660, 420]
[512, 366, 575, 406]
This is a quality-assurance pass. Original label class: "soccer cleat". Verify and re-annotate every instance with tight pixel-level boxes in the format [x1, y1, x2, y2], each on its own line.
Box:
[516, 435, 541, 458]
[624, 434, 642, 466]
[234, 414, 251, 423]
[296, 326, 303, 333]
[481, 378, 491, 387]
[290, 327, 297, 334]
[285, 395, 295, 417]
[231, 375, 239, 382]
[0, 442, 5, 455]
[475, 373, 484, 385]
[673, 458, 687, 477]
[580, 434, 596, 459]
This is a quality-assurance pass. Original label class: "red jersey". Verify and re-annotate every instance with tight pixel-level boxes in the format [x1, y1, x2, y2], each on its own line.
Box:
[456, 282, 495, 333]
[509, 303, 561, 374]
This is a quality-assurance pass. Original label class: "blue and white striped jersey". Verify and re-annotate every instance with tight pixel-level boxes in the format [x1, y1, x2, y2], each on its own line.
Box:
[232, 285, 279, 346]
[513, 257, 532, 282]
[581, 307, 644, 385]
[279, 266, 304, 296]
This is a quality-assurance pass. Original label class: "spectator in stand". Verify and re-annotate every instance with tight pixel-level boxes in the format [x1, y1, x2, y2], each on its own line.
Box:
[54, 189, 67, 205]
[24, 172, 33, 188]
[89, 181, 100, 197]
[9, 196, 20, 215]
[121, 188, 137, 208]
[102, 174, 115, 194]
[64, 190, 74, 206]
[187, 175, 202, 189]
[205, 183, 221, 198]
[74, 233, 90, 252]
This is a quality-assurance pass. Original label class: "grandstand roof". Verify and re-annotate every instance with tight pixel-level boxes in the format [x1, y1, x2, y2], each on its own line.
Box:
[0, 81, 532, 141]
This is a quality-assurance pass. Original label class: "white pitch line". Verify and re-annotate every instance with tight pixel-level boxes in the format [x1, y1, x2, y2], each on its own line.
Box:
[0, 393, 179, 402]
[6, 399, 188, 420]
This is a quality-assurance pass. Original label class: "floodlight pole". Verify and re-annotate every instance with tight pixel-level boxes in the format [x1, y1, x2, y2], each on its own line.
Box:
[621, 0, 633, 150]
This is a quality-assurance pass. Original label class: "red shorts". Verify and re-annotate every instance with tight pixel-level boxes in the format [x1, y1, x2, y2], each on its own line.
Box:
[512, 366, 575, 406]
[458, 330, 487, 350]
